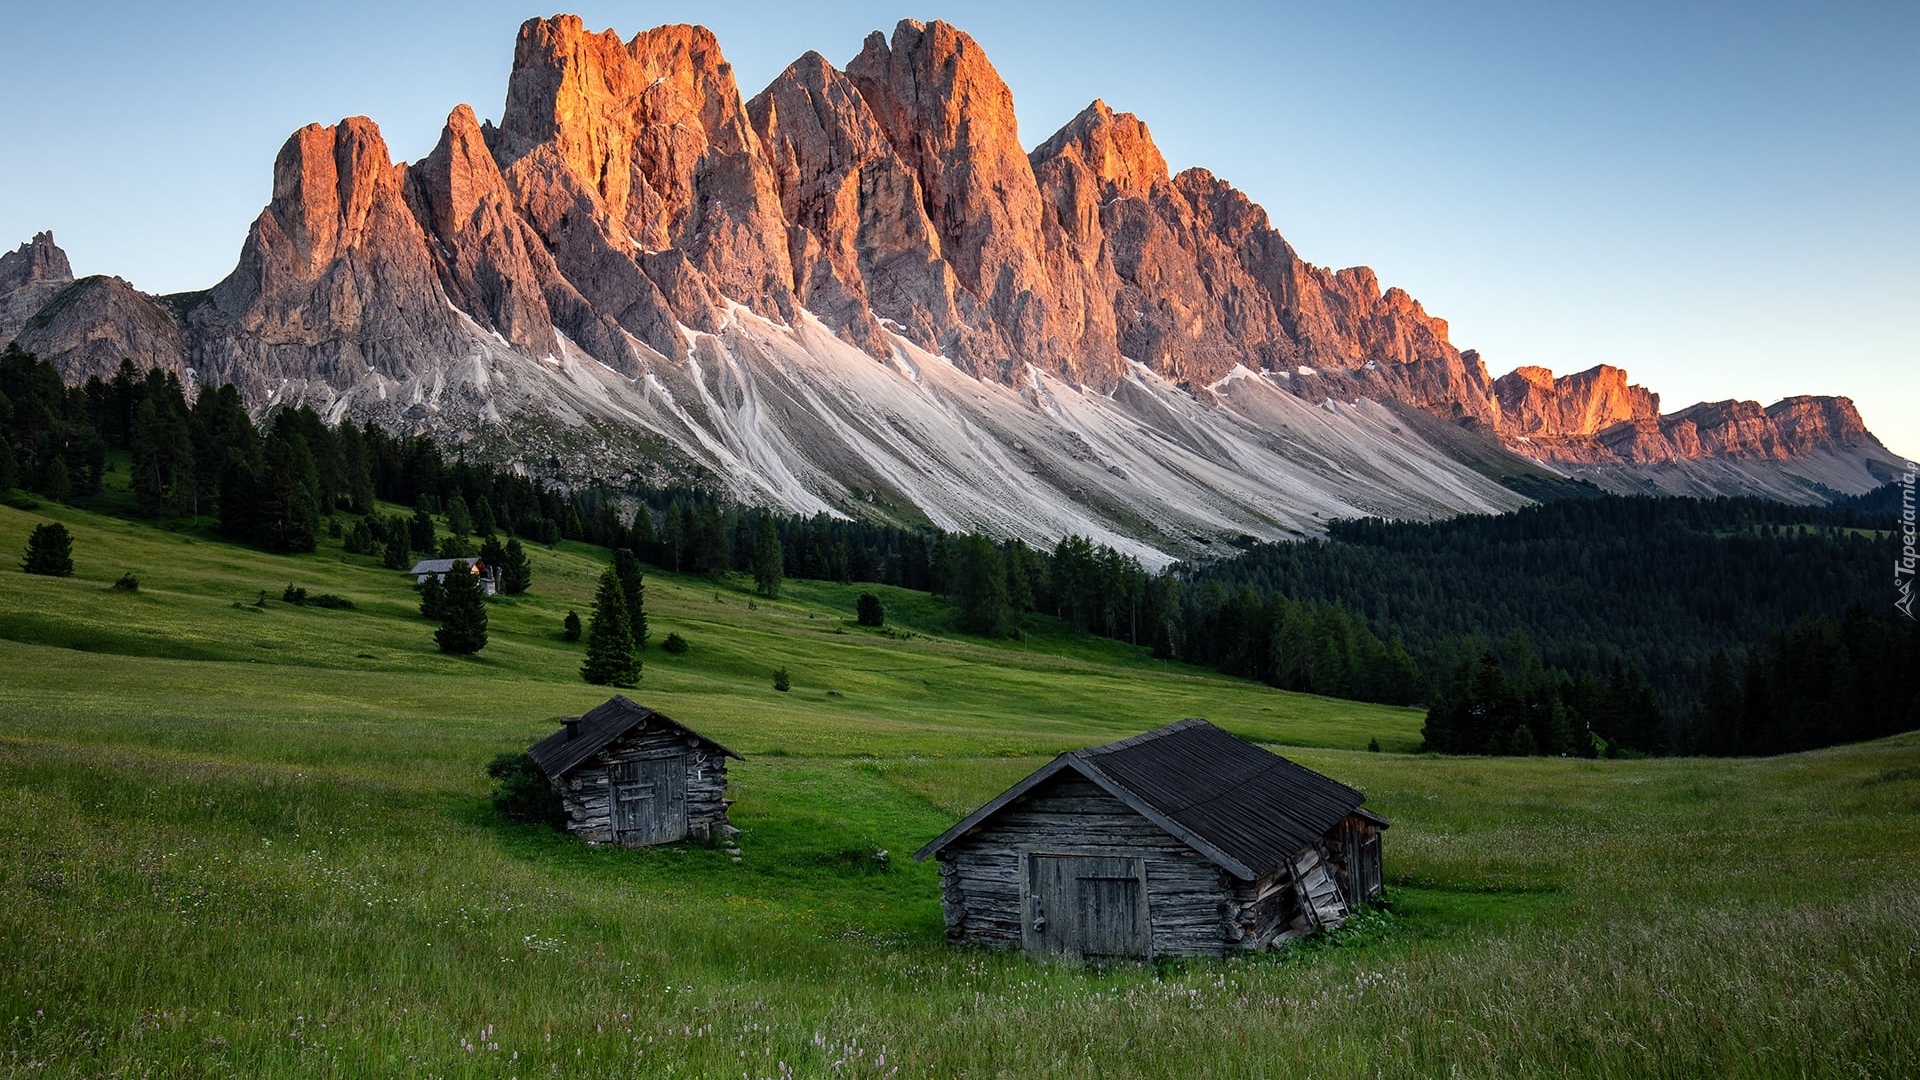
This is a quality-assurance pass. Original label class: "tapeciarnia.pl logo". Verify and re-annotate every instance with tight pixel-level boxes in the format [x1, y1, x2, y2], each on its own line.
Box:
[1898, 461, 1917, 620]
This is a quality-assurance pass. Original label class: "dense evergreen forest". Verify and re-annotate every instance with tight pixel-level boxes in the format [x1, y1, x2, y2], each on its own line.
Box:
[1180, 494, 1917, 756]
[4, 344, 1914, 757]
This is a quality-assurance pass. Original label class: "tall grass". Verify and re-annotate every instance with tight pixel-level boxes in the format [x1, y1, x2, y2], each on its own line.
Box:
[0, 494, 1915, 1077]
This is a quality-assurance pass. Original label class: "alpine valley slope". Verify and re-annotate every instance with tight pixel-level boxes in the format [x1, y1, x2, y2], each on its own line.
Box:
[0, 16, 1900, 560]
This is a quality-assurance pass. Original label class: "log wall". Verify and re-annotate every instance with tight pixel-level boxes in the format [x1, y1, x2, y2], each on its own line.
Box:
[937, 777, 1387, 959]
[555, 726, 733, 845]
[937, 775, 1234, 959]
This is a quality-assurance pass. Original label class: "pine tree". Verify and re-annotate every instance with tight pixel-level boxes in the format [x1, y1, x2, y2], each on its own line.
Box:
[447, 494, 473, 538]
[382, 533, 412, 570]
[953, 533, 1010, 636]
[581, 566, 640, 686]
[255, 432, 319, 552]
[751, 512, 783, 598]
[472, 496, 497, 537]
[856, 591, 885, 627]
[630, 504, 659, 563]
[20, 522, 74, 577]
[500, 538, 533, 595]
[44, 457, 71, 505]
[410, 501, 437, 553]
[434, 560, 488, 655]
[418, 571, 447, 621]
[613, 549, 649, 648]
[662, 498, 687, 571]
[479, 536, 506, 581]
[217, 448, 259, 541]
[562, 610, 581, 641]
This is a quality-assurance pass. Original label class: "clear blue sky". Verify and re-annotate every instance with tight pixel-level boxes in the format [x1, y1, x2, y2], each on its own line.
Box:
[3, 0, 1913, 456]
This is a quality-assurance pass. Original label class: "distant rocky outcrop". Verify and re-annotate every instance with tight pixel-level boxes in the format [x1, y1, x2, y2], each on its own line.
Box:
[0, 15, 1901, 541]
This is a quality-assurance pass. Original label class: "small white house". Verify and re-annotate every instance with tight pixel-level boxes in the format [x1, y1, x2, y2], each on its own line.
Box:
[408, 557, 499, 596]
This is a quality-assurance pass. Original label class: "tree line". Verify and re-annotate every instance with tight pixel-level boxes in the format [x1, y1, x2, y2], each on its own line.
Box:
[9, 345, 1912, 757]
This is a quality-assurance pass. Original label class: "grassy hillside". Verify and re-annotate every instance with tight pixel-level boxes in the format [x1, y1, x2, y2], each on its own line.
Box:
[0, 491, 1915, 1078]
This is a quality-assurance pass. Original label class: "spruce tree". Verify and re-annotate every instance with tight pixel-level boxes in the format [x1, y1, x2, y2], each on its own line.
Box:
[953, 534, 1010, 636]
[630, 505, 658, 562]
[216, 448, 259, 540]
[581, 566, 640, 686]
[500, 538, 532, 594]
[562, 610, 581, 641]
[410, 501, 437, 553]
[472, 496, 497, 537]
[752, 512, 783, 598]
[613, 549, 649, 648]
[447, 494, 473, 538]
[254, 434, 319, 553]
[418, 571, 447, 620]
[21, 522, 74, 577]
[382, 533, 412, 570]
[856, 591, 885, 627]
[434, 560, 488, 655]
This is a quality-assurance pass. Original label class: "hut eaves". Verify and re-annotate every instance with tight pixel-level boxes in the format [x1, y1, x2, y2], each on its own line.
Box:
[914, 719, 1379, 879]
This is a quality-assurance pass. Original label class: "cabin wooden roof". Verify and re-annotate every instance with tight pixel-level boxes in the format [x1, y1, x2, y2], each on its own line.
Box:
[914, 719, 1383, 879]
[409, 558, 486, 576]
[526, 695, 742, 781]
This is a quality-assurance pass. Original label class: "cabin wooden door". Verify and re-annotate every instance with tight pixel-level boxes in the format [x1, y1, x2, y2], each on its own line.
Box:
[1026, 854, 1150, 959]
[610, 754, 687, 846]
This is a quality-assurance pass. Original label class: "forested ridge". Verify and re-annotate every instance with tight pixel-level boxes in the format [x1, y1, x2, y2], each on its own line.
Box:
[4, 344, 1913, 757]
[1181, 493, 1917, 756]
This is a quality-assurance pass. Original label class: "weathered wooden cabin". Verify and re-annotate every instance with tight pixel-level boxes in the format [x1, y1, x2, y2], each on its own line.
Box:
[914, 719, 1387, 960]
[409, 557, 500, 596]
[527, 696, 741, 847]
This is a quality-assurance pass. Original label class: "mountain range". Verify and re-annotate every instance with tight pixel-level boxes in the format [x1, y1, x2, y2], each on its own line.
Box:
[0, 15, 1900, 561]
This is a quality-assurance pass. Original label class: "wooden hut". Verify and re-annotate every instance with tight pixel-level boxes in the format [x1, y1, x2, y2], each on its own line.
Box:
[409, 557, 500, 596]
[914, 719, 1387, 960]
[527, 696, 741, 847]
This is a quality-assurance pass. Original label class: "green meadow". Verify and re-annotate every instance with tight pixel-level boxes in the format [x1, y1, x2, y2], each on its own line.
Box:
[0, 482, 1915, 1079]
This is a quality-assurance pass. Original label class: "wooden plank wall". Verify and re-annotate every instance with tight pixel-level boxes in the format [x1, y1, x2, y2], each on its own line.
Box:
[937, 776, 1232, 958]
[556, 727, 733, 845]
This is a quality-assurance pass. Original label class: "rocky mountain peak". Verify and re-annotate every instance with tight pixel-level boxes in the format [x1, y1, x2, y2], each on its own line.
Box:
[2, 14, 1895, 535]
[0, 231, 73, 295]
[1031, 100, 1171, 201]
[846, 20, 1047, 321]
[1493, 363, 1659, 439]
[498, 15, 792, 317]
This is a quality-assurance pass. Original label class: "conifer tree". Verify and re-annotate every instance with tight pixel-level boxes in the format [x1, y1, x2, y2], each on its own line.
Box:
[410, 501, 436, 553]
[434, 560, 488, 655]
[216, 447, 260, 541]
[20, 522, 74, 577]
[953, 533, 1010, 636]
[562, 609, 581, 641]
[44, 457, 71, 505]
[662, 498, 687, 571]
[418, 570, 447, 621]
[255, 432, 319, 552]
[500, 538, 532, 595]
[630, 505, 658, 562]
[751, 512, 783, 598]
[382, 533, 412, 570]
[613, 549, 649, 648]
[581, 566, 639, 686]
[447, 494, 473, 538]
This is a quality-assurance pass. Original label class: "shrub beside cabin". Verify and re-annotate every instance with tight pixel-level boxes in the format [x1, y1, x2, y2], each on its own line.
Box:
[915, 719, 1386, 960]
[528, 696, 740, 846]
